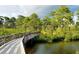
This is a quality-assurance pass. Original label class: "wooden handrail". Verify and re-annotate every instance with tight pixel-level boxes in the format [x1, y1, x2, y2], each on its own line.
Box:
[0, 32, 40, 46]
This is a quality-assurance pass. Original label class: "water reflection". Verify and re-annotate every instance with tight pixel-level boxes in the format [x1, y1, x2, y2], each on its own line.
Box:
[26, 41, 79, 54]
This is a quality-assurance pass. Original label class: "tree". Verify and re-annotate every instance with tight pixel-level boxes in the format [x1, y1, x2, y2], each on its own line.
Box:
[22, 17, 30, 32]
[75, 9, 79, 25]
[16, 15, 25, 28]
[3, 17, 16, 28]
[10, 17, 16, 28]
[50, 6, 73, 27]
[27, 13, 42, 32]
[0, 16, 4, 27]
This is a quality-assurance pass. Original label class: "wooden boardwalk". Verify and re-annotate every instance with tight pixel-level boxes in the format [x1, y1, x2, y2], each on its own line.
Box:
[0, 33, 39, 54]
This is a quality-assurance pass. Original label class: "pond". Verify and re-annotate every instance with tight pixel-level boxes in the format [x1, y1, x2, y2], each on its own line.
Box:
[25, 41, 79, 54]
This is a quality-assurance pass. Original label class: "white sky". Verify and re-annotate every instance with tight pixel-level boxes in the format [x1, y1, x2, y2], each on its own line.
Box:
[0, 5, 52, 18]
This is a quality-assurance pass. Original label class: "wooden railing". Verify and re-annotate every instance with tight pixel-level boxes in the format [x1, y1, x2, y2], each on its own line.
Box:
[0, 32, 40, 46]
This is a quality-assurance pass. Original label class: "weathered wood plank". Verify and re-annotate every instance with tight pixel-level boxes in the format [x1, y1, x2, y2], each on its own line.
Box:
[0, 32, 39, 54]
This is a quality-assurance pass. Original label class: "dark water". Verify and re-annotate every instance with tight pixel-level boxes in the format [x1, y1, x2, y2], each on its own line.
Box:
[25, 42, 79, 54]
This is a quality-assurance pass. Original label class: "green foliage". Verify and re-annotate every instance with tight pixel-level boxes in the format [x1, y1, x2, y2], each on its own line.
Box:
[1, 6, 79, 43]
